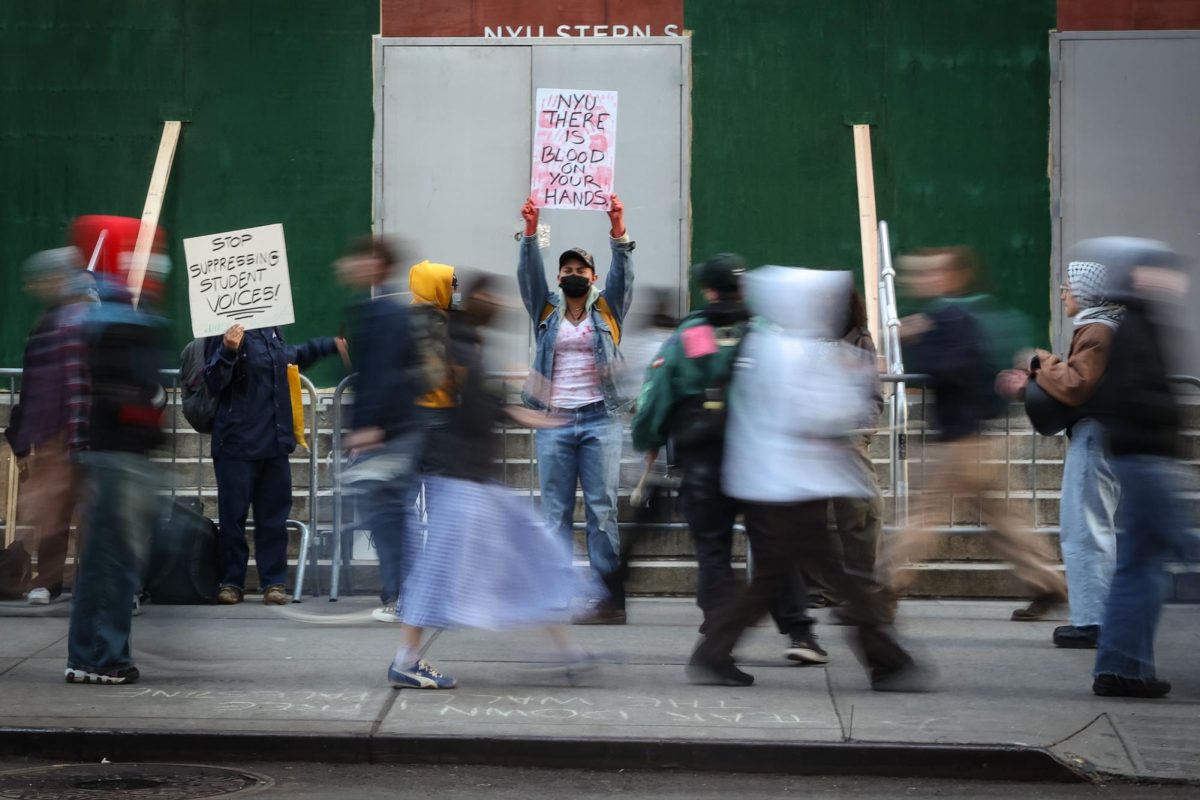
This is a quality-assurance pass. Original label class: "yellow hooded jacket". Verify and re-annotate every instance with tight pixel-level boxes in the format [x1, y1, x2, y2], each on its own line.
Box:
[409, 260, 457, 409]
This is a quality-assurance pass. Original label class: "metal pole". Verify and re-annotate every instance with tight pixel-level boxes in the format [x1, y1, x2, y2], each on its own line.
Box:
[329, 375, 355, 601]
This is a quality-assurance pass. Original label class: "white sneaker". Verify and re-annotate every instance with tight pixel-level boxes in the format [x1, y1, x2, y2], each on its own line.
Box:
[27, 588, 51, 605]
[132, 595, 143, 616]
[372, 604, 402, 623]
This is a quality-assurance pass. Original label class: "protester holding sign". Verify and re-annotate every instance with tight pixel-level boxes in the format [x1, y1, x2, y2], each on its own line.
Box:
[204, 322, 344, 606]
[517, 193, 633, 625]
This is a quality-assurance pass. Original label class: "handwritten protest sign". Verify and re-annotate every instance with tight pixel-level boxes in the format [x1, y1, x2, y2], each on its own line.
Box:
[184, 223, 295, 338]
[531, 88, 618, 210]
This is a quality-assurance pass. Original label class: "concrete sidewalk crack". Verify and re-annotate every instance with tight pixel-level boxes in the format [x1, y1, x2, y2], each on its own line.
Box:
[824, 667, 849, 741]
[369, 689, 400, 743]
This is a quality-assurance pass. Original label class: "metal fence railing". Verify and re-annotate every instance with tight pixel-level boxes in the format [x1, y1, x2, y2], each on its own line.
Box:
[0, 366, 321, 601]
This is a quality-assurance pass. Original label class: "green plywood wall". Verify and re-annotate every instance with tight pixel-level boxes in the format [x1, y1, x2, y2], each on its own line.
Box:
[685, 0, 1055, 341]
[3, 0, 1057, 380]
[1, 0, 376, 385]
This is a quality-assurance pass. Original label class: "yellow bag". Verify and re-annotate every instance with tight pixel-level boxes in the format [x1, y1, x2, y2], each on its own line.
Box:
[287, 364, 308, 451]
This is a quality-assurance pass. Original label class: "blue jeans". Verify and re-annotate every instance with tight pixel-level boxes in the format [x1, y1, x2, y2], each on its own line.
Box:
[1060, 419, 1119, 628]
[536, 402, 621, 580]
[1094, 455, 1188, 680]
[67, 452, 156, 673]
[214, 455, 292, 589]
[345, 430, 424, 605]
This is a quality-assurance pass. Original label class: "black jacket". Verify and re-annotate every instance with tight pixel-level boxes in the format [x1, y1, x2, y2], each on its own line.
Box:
[204, 328, 336, 460]
[346, 294, 420, 439]
[903, 304, 990, 441]
[1095, 303, 1180, 457]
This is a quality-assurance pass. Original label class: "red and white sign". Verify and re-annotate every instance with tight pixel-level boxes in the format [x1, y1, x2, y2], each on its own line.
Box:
[531, 88, 618, 210]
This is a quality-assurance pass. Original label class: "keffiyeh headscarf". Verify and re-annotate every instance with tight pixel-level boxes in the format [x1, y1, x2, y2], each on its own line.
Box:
[1067, 260, 1125, 329]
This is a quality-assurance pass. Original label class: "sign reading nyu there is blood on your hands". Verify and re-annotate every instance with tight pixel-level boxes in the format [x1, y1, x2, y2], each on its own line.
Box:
[532, 89, 618, 210]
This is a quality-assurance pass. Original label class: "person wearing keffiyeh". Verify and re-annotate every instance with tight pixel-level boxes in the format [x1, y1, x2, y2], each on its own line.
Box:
[999, 259, 1124, 647]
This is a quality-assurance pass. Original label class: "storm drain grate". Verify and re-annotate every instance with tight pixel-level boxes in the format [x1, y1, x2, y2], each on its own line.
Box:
[0, 763, 271, 799]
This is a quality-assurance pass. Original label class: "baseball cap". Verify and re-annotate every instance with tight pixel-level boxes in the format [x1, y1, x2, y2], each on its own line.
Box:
[558, 247, 595, 271]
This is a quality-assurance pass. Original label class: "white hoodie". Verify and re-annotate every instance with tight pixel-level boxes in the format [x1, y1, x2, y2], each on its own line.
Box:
[722, 267, 877, 503]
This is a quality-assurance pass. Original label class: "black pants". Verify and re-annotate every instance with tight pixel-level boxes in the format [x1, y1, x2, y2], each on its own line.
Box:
[694, 499, 911, 678]
[678, 446, 811, 636]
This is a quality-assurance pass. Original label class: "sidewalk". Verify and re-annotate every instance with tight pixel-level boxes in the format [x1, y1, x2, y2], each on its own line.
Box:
[0, 598, 1196, 783]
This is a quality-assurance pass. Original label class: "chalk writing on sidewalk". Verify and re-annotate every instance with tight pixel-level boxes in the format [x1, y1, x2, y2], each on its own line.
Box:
[395, 694, 821, 726]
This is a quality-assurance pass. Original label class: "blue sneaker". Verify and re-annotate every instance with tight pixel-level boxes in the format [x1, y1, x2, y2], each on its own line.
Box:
[388, 659, 456, 689]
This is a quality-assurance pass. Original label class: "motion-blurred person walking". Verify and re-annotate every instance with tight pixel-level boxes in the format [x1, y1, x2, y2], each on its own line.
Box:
[65, 261, 170, 684]
[891, 247, 1066, 619]
[1082, 238, 1192, 698]
[389, 275, 594, 689]
[7, 248, 91, 605]
[632, 255, 824, 665]
[689, 267, 921, 690]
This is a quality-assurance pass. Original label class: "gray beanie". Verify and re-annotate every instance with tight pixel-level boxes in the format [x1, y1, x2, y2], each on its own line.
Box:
[22, 247, 83, 280]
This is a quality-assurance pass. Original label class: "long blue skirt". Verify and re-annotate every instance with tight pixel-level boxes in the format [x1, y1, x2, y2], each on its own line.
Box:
[400, 476, 580, 630]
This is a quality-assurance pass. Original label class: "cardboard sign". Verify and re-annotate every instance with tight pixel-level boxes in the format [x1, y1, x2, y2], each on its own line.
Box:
[184, 223, 295, 338]
[531, 88, 618, 210]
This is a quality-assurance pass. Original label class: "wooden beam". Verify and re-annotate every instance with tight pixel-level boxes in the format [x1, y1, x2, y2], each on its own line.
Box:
[852, 124, 881, 352]
[128, 121, 182, 306]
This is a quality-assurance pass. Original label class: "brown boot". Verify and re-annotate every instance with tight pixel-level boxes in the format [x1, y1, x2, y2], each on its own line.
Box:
[1011, 591, 1064, 621]
[217, 585, 244, 605]
[262, 584, 289, 605]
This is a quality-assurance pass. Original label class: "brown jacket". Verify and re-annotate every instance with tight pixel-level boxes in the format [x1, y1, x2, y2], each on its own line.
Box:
[1032, 323, 1114, 407]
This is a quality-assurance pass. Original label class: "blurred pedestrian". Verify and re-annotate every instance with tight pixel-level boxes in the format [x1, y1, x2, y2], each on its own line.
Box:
[1083, 237, 1191, 698]
[808, 290, 889, 620]
[517, 194, 633, 624]
[689, 267, 921, 690]
[633, 255, 824, 665]
[7, 248, 90, 606]
[205, 313, 344, 605]
[891, 247, 1066, 618]
[389, 275, 593, 689]
[998, 259, 1123, 648]
[65, 263, 170, 684]
[335, 237, 425, 624]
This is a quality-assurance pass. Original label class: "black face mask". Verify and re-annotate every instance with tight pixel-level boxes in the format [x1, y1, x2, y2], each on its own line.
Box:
[559, 274, 591, 298]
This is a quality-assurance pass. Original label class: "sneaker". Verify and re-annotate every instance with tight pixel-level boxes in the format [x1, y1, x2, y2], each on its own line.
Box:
[686, 657, 754, 687]
[388, 660, 457, 689]
[1092, 673, 1171, 699]
[262, 584, 289, 605]
[65, 666, 140, 685]
[27, 588, 51, 606]
[1053, 624, 1099, 649]
[784, 633, 829, 665]
[132, 594, 143, 617]
[372, 604, 403, 623]
[1010, 591, 1065, 622]
[217, 585, 243, 605]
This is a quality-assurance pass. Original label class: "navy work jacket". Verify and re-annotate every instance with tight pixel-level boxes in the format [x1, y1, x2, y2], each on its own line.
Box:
[204, 328, 336, 460]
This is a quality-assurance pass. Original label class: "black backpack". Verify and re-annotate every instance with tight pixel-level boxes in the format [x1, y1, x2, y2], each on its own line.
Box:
[145, 497, 220, 604]
[0, 540, 32, 600]
[669, 322, 748, 451]
[179, 339, 218, 433]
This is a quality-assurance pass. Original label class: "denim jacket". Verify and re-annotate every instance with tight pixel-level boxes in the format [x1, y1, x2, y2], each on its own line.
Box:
[517, 233, 634, 413]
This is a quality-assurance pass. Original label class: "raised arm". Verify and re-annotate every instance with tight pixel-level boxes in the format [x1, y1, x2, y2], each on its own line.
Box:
[602, 194, 634, 322]
[517, 196, 550, 322]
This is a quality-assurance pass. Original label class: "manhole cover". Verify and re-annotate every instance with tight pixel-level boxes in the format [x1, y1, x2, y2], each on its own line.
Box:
[0, 763, 272, 799]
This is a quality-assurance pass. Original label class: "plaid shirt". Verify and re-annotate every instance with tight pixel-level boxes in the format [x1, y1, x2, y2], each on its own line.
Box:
[11, 301, 90, 455]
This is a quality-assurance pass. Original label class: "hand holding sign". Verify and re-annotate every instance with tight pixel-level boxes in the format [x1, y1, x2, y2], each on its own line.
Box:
[222, 324, 245, 353]
[531, 88, 618, 211]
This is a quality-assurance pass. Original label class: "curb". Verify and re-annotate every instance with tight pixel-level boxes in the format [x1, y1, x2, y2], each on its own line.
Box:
[0, 728, 1086, 782]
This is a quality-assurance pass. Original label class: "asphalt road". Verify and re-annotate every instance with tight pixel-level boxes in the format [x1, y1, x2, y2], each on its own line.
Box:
[0, 761, 1196, 799]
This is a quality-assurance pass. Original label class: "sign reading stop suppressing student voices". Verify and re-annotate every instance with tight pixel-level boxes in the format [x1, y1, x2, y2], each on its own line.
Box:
[184, 223, 295, 338]
[531, 88, 618, 210]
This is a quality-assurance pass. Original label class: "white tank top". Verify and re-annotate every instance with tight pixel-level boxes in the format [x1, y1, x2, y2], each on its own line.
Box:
[550, 315, 604, 409]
